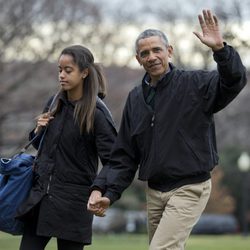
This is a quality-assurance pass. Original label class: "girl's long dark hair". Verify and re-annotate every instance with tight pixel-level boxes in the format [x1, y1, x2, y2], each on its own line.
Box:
[57, 45, 107, 134]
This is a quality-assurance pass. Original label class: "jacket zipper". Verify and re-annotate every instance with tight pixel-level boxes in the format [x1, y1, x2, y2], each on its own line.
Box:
[46, 174, 52, 194]
[45, 104, 67, 195]
[152, 87, 157, 168]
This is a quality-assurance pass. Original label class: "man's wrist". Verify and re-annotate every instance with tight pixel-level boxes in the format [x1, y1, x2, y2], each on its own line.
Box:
[212, 42, 224, 52]
[90, 185, 105, 195]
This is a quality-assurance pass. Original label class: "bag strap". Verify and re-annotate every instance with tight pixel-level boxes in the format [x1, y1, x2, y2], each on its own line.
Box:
[19, 91, 60, 154]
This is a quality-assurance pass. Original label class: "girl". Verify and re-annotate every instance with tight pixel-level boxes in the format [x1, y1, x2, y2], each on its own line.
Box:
[17, 45, 117, 250]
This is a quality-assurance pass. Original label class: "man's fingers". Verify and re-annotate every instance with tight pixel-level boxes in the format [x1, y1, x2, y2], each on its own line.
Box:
[95, 212, 106, 217]
[87, 202, 106, 217]
[87, 192, 110, 216]
[94, 207, 106, 217]
[193, 31, 202, 40]
[87, 197, 105, 212]
[213, 15, 218, 26]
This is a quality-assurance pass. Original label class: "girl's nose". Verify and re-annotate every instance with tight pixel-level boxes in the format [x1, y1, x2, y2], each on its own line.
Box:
[59, 71, 65, 79]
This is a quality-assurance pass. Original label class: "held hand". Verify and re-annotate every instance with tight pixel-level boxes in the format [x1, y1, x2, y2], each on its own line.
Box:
[87, 190, 110, 217]
[34, 112, 54, 134]
[87, 190, 102, 212]
[193, 9, 224, 51]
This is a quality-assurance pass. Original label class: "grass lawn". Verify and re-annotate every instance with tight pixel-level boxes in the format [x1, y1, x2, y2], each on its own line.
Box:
[0, 232, 250, 250]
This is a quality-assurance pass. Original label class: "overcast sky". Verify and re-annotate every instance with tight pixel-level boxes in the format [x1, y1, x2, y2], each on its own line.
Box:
[92, 0, 250, 22]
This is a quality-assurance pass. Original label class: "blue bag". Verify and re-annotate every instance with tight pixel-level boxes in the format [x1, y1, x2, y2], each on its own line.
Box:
[0, 153, 34, 235]
[0, 92, 59, 235]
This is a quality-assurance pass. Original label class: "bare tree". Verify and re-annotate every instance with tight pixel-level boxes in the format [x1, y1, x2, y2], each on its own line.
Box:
[0, 0, 103, 154]
[136, 0, 250, 69]
[0, 0, 102, 92]
[1, 0, 249, 155]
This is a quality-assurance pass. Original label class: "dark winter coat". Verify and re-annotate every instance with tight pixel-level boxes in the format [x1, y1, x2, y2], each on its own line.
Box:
[17, 93, 117, 244]
[93, 44, 247, 203]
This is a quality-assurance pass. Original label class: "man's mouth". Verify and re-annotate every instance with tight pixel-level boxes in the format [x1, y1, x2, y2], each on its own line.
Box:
[149, 63, 160, 68]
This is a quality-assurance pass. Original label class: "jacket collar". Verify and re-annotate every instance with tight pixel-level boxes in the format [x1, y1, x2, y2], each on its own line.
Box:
[142, 63, 176, 89]
[58, 91, 77, 107]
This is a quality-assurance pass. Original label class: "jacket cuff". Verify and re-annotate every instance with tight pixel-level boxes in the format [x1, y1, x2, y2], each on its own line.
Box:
[103, 190, 121, 205]
[213, 42, 231, 62]
[29, 129, 44, 150]
[90, 185, 105, 195]
[29, 129, 37, 140]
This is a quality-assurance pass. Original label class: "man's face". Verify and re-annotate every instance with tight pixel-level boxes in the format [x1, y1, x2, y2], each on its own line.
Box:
[136, 36, 173, 84]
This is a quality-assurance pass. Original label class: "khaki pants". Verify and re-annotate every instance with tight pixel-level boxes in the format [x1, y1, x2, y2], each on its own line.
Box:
[146, 179, 211, 250]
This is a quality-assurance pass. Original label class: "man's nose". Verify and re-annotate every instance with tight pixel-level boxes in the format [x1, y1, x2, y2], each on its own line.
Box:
[147, 51, 156, 62]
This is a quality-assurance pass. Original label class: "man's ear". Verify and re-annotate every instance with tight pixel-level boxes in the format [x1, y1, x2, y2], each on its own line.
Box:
[82, 68, 89, 79]
[136, 54, 142, 66]
[167, 45, 174, 58]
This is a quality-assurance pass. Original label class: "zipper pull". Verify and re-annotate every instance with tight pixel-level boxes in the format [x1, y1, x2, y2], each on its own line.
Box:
[151, 114, 155, 127]
[46, 175, 52, 194]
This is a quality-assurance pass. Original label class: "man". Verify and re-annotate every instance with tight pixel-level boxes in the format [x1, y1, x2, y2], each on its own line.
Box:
[88, 10, 247, 250]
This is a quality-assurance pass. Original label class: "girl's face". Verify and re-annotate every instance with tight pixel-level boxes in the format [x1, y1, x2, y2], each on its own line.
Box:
[58, 54, 88, 100]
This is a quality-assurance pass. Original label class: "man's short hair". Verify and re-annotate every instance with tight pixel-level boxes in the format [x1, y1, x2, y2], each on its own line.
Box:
[135, 29, 169, 54]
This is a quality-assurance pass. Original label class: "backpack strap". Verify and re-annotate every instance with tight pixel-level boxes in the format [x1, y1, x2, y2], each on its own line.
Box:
[19, 91, 60, 154]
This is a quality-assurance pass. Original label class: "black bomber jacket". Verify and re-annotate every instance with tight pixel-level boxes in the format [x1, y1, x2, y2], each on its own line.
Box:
[93, 44, 247, 203]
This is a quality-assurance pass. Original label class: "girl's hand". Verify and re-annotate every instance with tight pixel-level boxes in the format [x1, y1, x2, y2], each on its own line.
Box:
[87, 190, 110, 217]
[34, 112, 54, 134]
